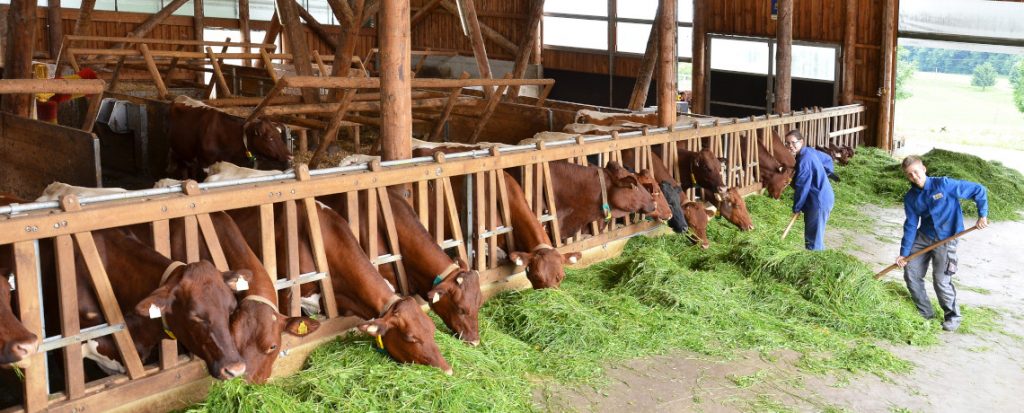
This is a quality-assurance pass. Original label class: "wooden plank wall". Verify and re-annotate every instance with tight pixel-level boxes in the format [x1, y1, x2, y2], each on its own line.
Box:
[0, 112, 100, 199]
[409, 0, 531, 61]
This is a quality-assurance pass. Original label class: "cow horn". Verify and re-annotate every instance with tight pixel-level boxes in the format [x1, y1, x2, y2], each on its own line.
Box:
[432, 292, 441, 303]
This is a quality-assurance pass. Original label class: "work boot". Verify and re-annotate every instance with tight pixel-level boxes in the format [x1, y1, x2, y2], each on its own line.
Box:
[941, 318, 962, 332]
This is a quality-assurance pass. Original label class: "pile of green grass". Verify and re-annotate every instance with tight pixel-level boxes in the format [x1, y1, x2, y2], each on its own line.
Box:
[831, 147, 1024, 221]
[187, 147, 1016, 412]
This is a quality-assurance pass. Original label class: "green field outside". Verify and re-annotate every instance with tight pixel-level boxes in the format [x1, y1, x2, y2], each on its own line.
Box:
[894, 71, 1024, 151]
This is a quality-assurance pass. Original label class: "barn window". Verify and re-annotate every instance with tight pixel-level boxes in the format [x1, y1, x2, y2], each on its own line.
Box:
[543, 16, 609, 51]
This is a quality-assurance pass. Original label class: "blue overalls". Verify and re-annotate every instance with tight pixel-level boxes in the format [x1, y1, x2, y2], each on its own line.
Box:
[793, 146, 835, 250]
[814, 150, 840, 182]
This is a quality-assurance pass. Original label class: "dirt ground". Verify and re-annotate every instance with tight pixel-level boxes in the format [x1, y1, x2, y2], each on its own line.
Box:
[540, 206, 1024, 412]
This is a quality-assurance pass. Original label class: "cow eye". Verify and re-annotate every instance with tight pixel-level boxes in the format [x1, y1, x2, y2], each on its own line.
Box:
[269, 344, 278, 351]
[403, 334, 420, 343]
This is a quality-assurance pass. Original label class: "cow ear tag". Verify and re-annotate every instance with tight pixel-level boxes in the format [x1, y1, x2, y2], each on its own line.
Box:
[297, 321, 308, 335]
[569, 256, 578, 264]
[7, 273, 15, 291]
[148, 304, 162, 319]
[235, 278, 249, 291]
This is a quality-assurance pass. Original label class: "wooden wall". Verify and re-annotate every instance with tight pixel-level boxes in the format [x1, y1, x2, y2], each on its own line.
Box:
[409, 0, 531, 61]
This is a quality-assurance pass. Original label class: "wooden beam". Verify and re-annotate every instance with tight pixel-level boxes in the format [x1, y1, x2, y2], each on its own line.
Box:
[117, 0, 191, 48]
[430, 71, 470, 141]
[239, 0, 252, 66]
[47, 0, 64, 59]
[656, 0, 676, 126]
[458, 0, 492, 89]
[330, 0, 367, 79]
[691, 0, 706, 114]
[627, 5, 659, 111]
[410, 0, 441, 27]
[2, 0, 39, 116]
[774, 0, 793, 114]
[439, 0, 516, 55]
[507, 0, 544, 100]
[55, 0, 96, 74]
[470, 74, 512, 143]
[258, 12, 282, 68]
[277, 0, 321, 103]
[379, 0, 412, 163]
[193, 0, 204, 54]
[878, 0, 897, 150]
[309, 85, 359, 167]
[326, 0, 355, 26]
[296, 0, 340, 52]
[840, 0, 856, 105]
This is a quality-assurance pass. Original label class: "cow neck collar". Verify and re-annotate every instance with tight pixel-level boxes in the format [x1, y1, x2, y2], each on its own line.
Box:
[687, 157, 700, 189]
[432, 263, 461, 286]
[597, 169, 612, 221]
[379, 294, 402, 318]
[242, 294, 279, 313]
[532, 243, 554, 252]
[158, 261, 186, 340]
[241, 129, 257, 168]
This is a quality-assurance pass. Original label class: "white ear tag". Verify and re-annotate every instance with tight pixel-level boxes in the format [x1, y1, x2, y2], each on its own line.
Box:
[366, 325, 379, 334]
[514, 258, 524, 266]
[569, 256, 578, 264]
[235, 278, 249, 291]
[432, 292, 441, 303]
[148, 304, 162, 319]
[7, 273, 15, 291]
[456, 277, 464, 285]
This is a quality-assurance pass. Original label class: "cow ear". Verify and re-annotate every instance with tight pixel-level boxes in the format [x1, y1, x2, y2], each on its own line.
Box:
[718, 157, 727, 164]
[283, 316, 320, 337]
[508, 251, 532, 267]
[562, 252, 582, 265]
[135, 285, 175, 318]
[358, 319, 390, 337]
[222, 270, 253, 292]
[455, 257, 470, 271]
[616, 175, 640, 188]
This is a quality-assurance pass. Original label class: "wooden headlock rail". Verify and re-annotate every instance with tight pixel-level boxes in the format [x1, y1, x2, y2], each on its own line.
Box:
[0, 104, 864, 413]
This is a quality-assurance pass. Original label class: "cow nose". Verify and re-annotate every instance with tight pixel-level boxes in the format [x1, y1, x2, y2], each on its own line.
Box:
[10, 338, 38, 359]
[701, 242, 709, 250]
[444, 368, 454, 376]
[468, 340, 481, 347]
[220, 361, 247, 379]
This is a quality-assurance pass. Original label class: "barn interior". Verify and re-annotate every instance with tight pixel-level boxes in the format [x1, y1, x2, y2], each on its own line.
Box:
[0, 0, 1022, 412]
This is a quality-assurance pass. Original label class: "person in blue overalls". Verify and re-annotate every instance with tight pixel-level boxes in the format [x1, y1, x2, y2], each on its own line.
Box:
[895, 155, 988, 332]
[784, 130, 835, 250]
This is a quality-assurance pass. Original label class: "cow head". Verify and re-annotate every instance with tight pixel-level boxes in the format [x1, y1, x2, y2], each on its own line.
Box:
[134, 261, 247, 380]
[709, 188, 754, 231]
[635, 169, 673, 221]
[0, 274, 39, 368]
[682, 202, 713, 249]
[763, 167, 794, 199]
[687, 150, 727, 193]
[605, 162, 657, 217]
[230, 297, 320, 384]
[509, 247, 582, 290]
[243, 118, 292, 166]
[426, 262, 482, 345]
[358, 297, 452, 374]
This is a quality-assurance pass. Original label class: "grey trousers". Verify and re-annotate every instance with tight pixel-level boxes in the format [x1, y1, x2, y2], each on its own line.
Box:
[903, 232, 961, 321]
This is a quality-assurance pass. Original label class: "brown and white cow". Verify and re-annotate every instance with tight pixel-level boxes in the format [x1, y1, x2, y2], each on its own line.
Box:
[320, 188, 483, 345]
[167, 96, 291, 179]
[757, 140, 794, 200]
[226, 203, 452, 373]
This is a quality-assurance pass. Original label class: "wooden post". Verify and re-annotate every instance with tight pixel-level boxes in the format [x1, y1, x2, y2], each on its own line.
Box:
[193, 0, 204, 54]
[379, 0, 412, 166]
[628, 4, 660, 111]
[878, 0, 897, 150]
[47, 0, 63, 59]
[430, 71, 470, 142]
[507, 0, 545, 100]
[330, 0, 366, 78]
[277, 0, 320, 103]
[460, 0, 493, 95]
[411, 0, 441, 27]
[56, 0, 96, 73]
[774, 0, 793, 114]
[691, 0, 706, 114]
[116, 0, 191, 48]
[296, 0, 340, 51]
[2, 0, 39, 116]
[841, 0, 856, 105]
[240, 0, 252, 66]
[656, 0, 677, 127]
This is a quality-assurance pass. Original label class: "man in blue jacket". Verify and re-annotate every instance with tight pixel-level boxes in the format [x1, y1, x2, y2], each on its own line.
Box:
[784, 130, 835, 250]
[896, 155, 988, 331]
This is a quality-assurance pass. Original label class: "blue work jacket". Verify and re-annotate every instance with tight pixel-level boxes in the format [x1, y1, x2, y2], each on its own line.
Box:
[792, 146, 835, 214]
[900, 176, 988, 256]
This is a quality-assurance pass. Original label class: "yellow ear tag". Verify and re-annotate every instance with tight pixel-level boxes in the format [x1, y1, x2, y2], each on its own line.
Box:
[297, 321, 308, 335]
[376, 334, 384, 350]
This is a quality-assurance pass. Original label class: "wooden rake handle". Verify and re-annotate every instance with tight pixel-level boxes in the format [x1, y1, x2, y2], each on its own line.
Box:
[781, 213, 800, 240]
[874, 225, 980, 280]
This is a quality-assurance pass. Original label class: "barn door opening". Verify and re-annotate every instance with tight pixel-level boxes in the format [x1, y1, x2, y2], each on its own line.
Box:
[706, 35, 840, 117]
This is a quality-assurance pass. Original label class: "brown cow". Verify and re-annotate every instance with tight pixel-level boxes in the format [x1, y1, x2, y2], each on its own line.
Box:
[320, 188, 483, 345]
[134, 212, 320, 384]
[167, 97, 291, 179]
[0, 262, 38, 369]
[226, 204, 452, 373]
[757, 140, 794, 199]
[677, 149, 727, 193]
[682, 202, 715, 249]
[620, 149, 691, 234]
[548, 161, 658, 238]
[76, 229, 248, 379]
[704, 187, 755, 231]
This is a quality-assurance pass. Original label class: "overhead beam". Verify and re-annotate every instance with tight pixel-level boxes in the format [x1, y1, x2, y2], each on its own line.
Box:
[410, 0, 441, 28]
[277, 0, 320, 103]
[507, 0, 545, 100]
[114, 0, 191, 49]
[456, 0, 492, 89]
[439, 0, 516, 55]
[774, 0, 793, 114]
[296, 0, 340, 52]
[656, 0, 677, 126]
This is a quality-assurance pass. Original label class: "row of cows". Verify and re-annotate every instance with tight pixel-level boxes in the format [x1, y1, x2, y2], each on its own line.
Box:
[0, 99, 853, 408]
